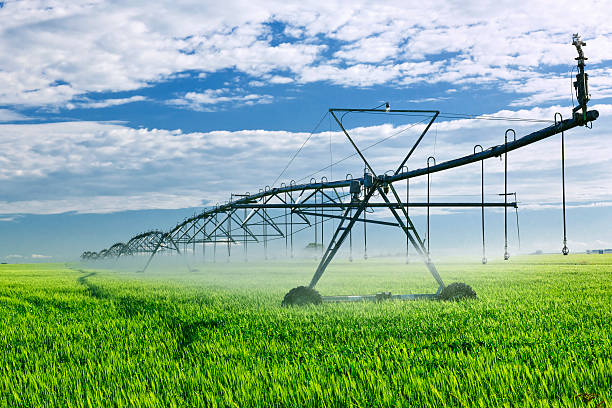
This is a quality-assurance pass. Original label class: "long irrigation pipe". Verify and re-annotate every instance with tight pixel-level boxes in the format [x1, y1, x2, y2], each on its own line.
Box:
[90, 110, 597, 257]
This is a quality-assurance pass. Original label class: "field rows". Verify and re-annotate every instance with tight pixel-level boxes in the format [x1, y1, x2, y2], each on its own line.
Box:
[0, 256, 610, 407]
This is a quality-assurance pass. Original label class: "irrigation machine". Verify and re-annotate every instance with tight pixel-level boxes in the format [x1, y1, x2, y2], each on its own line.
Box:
[82, 35, 599, 305]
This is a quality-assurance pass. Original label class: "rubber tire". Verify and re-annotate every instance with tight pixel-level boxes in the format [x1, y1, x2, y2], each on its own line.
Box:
[281, 286, 323, 306]
[438, 282, 477, 301]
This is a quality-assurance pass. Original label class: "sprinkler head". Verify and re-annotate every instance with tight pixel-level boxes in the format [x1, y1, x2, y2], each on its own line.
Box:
[504, 252, 510, 260]
[482, 257, 487, 264]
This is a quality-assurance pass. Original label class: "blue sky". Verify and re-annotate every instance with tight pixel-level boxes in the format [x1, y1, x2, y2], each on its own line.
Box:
[1, 0, 612, 262]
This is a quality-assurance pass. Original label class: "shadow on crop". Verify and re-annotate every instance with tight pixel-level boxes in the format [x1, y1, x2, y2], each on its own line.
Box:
[77, 272, 111, 299]
[76, 269, 225, 356]
[172, 318, 225, 355]
[77, 270, 167, 317]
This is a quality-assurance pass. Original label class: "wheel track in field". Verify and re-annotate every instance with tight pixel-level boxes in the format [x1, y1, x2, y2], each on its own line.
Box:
[75, 268, 225, 356]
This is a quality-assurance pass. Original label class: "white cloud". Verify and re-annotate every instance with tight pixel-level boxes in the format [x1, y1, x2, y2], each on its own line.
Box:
[0, 104, 610, 215]
[248, 80, 266, 87]
[66, 95, 147, 109]
[406, 97, 450, 103]
[5, 254, 23, 259]
[168, 89, 273, 111]
[0, 108, 28, 122]
[0, 216, 19, 222]
[31, 254, 52, 259]
[268, 75, 293, 84]
[504, 68, 612, 107]
[0, 1, 610, 107]
[0, 193, 208, 215]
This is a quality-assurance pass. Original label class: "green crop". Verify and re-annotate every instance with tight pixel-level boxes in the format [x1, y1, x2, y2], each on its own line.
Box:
[0, 255, 610, 407]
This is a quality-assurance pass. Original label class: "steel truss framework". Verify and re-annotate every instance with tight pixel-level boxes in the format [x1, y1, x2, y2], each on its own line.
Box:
[82, 36, 599, 301]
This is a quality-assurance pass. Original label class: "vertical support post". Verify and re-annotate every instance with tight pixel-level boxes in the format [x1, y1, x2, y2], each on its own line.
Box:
[349, 206, 353, 262]
[288, 186, 295, 258]
[284, 190, 288, 257]
[227, 212, 231, 261]
[363, 209, 368, 260]
[290, 193, 294, 258]
[244, 207, 248, 262]
[312, 181, 318, 254]
[213, 211, 217, 263]
[263, 207, 268, 260]
[556, 113, 569, 255]
[264, 187, 270, 260]
[203, 222, 206, 263]
[320, 189, 324, 256]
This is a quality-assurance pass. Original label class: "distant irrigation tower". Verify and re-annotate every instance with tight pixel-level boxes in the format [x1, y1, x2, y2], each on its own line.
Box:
[82, 34, 599, 305]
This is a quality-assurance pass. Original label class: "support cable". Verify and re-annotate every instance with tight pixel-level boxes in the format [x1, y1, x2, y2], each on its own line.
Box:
[297, 118, 429, 184]
[271, 111, 329, 188]
[312, 181, 318, 253]
[214, 211, 217, 263]
[320, 179, 326, 256]
[363, 208, 368, 260]
[514, 192, 521, 251]
[227, 212, 231, 261]
[321, 190, 324, 256]
[349, 206, 353, 262]
[504, 129, 516, 260]
[264, 208, 268, 260]
[284, 189, 288, 257]
[290, 188, 294, 258]
[358, 110, 554, 123]
[244, 207, 248, 261]
[404, 166, 410, 264]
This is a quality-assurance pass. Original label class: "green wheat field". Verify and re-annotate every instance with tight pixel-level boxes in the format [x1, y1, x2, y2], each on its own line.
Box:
[1, 255, 610, 407]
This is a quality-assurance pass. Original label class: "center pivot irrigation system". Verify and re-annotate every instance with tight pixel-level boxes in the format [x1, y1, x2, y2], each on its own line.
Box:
[82, 35, 599, 305]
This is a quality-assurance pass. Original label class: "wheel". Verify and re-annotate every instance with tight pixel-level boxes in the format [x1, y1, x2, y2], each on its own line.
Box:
[281, 286, 323, 306]
[438, 282, 477, 301]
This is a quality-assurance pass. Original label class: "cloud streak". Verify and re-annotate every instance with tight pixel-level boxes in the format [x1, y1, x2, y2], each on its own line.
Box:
[0, 108, 29, 122]
[168, 89, 274, 111]
[66, 96, 148, 109]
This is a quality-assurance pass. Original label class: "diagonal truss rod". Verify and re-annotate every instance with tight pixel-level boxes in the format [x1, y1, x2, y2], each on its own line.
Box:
[309, 187, 377, 288]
